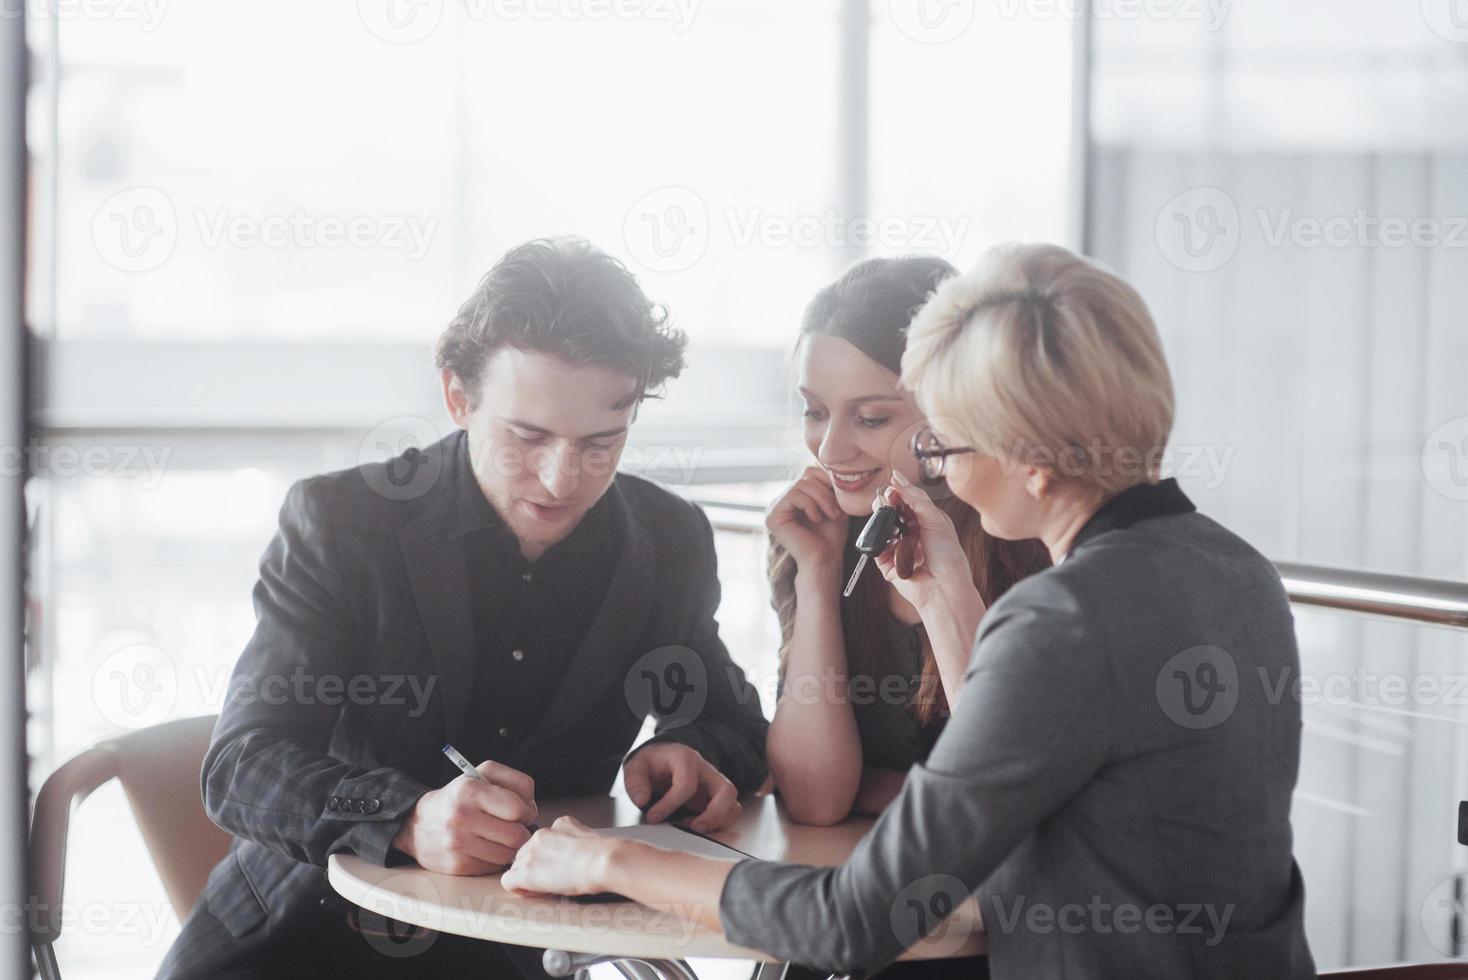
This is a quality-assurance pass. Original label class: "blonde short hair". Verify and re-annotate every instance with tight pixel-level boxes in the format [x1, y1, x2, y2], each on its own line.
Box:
[902, 243, 1175, 494]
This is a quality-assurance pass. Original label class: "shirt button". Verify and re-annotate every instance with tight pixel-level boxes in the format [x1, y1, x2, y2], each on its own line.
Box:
[521, 572, 533, 584]
[497, 725, 511, 739]
[511, 649, 525, 662]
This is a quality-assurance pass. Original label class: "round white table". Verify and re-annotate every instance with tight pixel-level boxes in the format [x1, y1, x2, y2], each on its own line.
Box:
[328, 794, 986, 979]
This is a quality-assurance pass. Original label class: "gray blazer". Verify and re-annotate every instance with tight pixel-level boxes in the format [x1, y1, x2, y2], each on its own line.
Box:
[720, 479, 1316, 979]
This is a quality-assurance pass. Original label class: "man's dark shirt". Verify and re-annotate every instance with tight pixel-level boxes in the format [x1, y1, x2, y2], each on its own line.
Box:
[456, 450, 619, 762]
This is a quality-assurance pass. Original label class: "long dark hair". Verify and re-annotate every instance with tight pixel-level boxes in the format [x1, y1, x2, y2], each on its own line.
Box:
[769, 257, 1050, 726]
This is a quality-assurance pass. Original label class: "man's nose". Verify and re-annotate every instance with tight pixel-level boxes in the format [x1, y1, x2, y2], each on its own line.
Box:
[537, 444, 579, 500]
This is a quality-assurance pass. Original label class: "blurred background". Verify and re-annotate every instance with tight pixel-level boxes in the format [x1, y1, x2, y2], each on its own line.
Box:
[15, 0, 1468, 975]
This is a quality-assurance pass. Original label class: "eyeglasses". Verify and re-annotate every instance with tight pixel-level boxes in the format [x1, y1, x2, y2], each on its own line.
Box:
[911, 426, 976, 482]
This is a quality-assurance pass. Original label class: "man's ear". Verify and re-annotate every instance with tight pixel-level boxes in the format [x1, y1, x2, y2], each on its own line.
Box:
[441, 369, 472, 429]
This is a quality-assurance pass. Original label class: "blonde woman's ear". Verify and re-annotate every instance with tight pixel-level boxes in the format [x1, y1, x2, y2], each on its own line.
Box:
[1024, 466, 1051, 501]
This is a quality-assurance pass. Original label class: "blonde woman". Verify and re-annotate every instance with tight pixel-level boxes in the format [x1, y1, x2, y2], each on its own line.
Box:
[503, 244, 1317, 980]
[763, 256, 1047, 831]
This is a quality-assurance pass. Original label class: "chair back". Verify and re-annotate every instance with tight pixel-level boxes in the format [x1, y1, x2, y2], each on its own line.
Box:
[111, 715, 231, 917]
[29, 714, 229, 944]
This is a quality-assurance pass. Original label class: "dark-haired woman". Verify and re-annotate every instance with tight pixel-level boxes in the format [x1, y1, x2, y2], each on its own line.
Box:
[763, 256, 1048, 828]
[761, 258, 1048, 978]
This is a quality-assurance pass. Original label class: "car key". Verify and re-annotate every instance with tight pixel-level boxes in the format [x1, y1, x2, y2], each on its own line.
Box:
[843, 501, 908, 597]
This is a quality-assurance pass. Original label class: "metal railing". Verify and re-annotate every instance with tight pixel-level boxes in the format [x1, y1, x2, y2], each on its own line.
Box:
[694, 500, 1468, 632]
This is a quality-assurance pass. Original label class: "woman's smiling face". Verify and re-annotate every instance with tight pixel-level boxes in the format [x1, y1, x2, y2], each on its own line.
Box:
[796, 333, 927, 517]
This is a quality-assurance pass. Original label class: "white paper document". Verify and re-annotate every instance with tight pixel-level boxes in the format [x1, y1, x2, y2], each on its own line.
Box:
[595, 824, 750, 862]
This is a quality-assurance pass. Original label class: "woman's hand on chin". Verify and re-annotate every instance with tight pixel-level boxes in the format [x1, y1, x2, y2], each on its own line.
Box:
[501, 816, 621, 897]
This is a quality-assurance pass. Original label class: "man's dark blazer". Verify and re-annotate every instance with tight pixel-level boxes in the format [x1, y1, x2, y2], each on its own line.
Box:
[157, 429, 769, 978]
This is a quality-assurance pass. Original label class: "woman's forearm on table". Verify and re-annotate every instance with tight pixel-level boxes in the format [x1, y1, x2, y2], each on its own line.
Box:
[767, 564, 863, 824]
[602, 840, 736, 933]
[853, 765, 906, 816]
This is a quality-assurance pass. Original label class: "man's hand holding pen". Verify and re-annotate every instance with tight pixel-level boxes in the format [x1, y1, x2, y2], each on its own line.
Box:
[391, 760, 539, 876]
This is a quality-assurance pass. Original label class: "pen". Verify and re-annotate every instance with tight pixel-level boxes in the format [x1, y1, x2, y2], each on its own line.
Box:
[442, 743, 541, 832]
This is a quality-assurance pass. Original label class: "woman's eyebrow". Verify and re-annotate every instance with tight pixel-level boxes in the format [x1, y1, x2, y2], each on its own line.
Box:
[797, 387, 903, 405]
